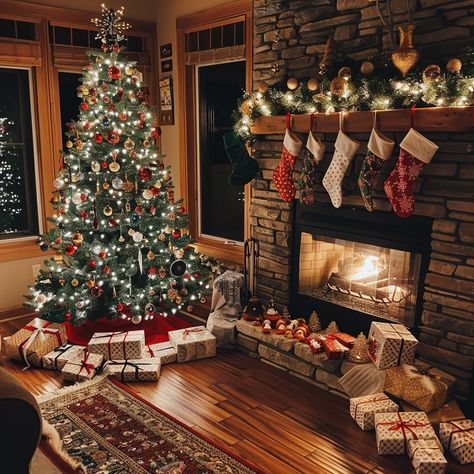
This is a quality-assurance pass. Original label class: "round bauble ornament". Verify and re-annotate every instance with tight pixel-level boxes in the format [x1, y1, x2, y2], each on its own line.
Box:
[80, 102, 88, 111]
[446, 58, 462, 73]
[158, 233, 166, 241]
[119, 111, 127, 121]
[187, 305, 194, 313]
[75, 300, 85, 309]
[145, 302, 155, 314]
[423, 64, 441, 83]
[180, 288, 188, 296]
[287, 78, 298, 90]
[360, 61, 374, 75]
[143, 139, 150, 148]
[103, 206, 113, 216]
[86, 279, 95, 289]
[338, 66, 352, 81]
[117, 303, 124, 312]
[164, 226, 173, 234]
[101, 160, 108, 169]
[65, 140, 73, 149]
[147, 251, 155, 260]
[72, 232, 83, 245]
[170, 259, 187, 277]
[109, 161, 120, 172]
[148, 266, 156, 275]
[125, 66, 133, 75]
[135, 205, 143, 215]
[257, 81, 269, 93]
[142, 189, 153, 200]
[128, 228, 136, 236]
[75, 140, 84, 151]
[133, 232, 144, 243]
[139, 167, 152, 181]
[71, 278, 79, 287]
[71, 192, 82, 205]
[172, 230, 181, 239]
[95, 133, 103, 144]
[107, 131, 120, 144]
[159, 266, 167, 278]
[124, 137, 135, 150]
[91, 161, 101, 172]
[80, 210, 88, 220]
[102, 265, 110, 274]
[307, 78, 319, 91]
[90, 286, 103, 297]
[108, 65, 121, 80]
[330, 77, 348, 96]
[88, 259, 96, 268]
[112, 177, 123, 189]
[65, 244, 76, 255]
[167, 288, 178, 300]
[174, 248, 184, 259]
[40, 242, 49, 251]
[109, 218, 117, 227]
[102, 181, 110, 190]
[132, 314, 142, 324]
[200, 297, 207, 304]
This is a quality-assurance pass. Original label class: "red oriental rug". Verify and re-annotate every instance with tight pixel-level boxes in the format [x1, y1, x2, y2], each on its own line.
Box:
[37, 375, 259, 474]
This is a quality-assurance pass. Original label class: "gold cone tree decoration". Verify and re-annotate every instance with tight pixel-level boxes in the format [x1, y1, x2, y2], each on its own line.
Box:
[349, 333, 371, 363]
[391, 24, 419, 76]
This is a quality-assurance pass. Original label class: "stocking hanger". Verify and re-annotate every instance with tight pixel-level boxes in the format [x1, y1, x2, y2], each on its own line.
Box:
[410, 104, 416, 129]
[339, 111, 345, 131]
[286, 112, 293, 131]
[373, 110, 379, 130]
[310, 112, 317, 132]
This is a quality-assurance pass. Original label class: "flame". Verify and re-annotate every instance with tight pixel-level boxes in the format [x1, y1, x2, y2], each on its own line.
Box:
[351, 255, 382, 281]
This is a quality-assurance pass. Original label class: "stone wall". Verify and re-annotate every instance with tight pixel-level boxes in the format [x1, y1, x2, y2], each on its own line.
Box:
[253, 0, 474, 83]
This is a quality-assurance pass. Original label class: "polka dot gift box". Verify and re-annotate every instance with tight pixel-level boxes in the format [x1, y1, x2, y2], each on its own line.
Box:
[439, 419, 474, 465]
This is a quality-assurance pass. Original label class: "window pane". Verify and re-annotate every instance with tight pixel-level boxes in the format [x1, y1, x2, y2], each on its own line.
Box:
[17, 21, 36, 40]
[198, 29, 210, 51]
[58, 72, 82, 141]
[0, 19, 16, 38]
[210, 27, 222, 49]
[72, 28, 89, 47]
[222, 23, 234, 47]
[127, 35, 144, 52]
[54, 26, 71, 45]
[198, 61, 246, 242]
[0, 68, 38, 237]
[188, 31, 198, 52]
[235, 21, 244, 45]
[89, 30, 101, 49]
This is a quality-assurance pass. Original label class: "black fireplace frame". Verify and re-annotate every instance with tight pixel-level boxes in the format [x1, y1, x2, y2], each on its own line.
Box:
[290, 203, 433, 336]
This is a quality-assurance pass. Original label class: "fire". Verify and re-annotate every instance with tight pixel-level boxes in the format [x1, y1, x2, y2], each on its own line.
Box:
[350, 255, 382, 281]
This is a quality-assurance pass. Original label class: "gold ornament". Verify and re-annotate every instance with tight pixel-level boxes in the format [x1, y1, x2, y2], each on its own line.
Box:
[158, 233, 166, 241]
[186, 305, 194, 312]
[257, 81, 269, 93]
[164, 225, 173, 234]
[109, 161, 120, 172]
[65, 140, 73, 149]
[240, 99, 252, 116]
[330, 77, 348, 96]
[349, 332, 371, 363]
[71, 278, 79, 287]
[175, 296, 182, 305]
[128, 228, 136, 236]
[422, 64, 441, 83]
[391, 24, 419, 76]
[53, 253, 63, 263]
[142, 189, 153, 200]
[124, 137, 135, 150]
[360, 61, 374, 75]
[103, 206, 113, 216]
[338, 66, 352, 81]
[86, 279, 95, 289]
[147, 250, 155, 260]
[307, 78, 319, 91]
[96, 56, 103, 64]
[287, 77, 298, 90]
[71, 174, 78, 183]
[167, 288, 178, 300]
[91, 161, 101, 172]
[75, 140, 84, 151]
[72, 232, 83, 245]
[200, 297, 207, 303]
[102, 181, 110, 190]
[125, 66, 133, 75]
[446, 58, 462, 73]
[320, 34, 337, 73]
[58, 277, 65, 286]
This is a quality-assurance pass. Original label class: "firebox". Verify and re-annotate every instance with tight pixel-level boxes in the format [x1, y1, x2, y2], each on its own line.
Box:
[291, 204, 433, 335]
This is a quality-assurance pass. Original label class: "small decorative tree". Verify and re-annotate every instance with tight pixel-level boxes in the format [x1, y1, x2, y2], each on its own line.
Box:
[349, 332, 371, 363]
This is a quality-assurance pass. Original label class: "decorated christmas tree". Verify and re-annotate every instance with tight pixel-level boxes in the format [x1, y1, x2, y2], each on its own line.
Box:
[25, 6, 216, 326]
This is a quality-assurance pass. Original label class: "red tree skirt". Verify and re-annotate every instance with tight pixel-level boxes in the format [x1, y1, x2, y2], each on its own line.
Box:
[65, 314, 192, 346]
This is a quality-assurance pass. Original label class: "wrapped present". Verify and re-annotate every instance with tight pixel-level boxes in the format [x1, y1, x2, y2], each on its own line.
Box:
[350, 393, 399, 431]
[385, 364, 454, 413]
[144, 341, 177, 365]
[87, 330, 144, 360]
[401, 399, 465, 430]
[407, 438, 447, 474]
[368, 322, 418, 369]
[3, 318, 67, 368]
[168, 326, 216, 363]
[62, 350, 103, 382]
[206, 312, 237, 348]
[42, 344, 84, 371]
[305, 335, 323, 354]
[439, 419, 474, 465]
[374, 411, 436, 455]
[104, 358, 160, 382]
[319, 335, 349, 360]
[333, 332, 356, 348]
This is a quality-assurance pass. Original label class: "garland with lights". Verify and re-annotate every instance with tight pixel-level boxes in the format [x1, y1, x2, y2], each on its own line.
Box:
[25, 6, 221, 326]
[234, 52, 474, 144]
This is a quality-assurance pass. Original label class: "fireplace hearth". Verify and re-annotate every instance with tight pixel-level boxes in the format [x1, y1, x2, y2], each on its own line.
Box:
[292, 205, 432, 334]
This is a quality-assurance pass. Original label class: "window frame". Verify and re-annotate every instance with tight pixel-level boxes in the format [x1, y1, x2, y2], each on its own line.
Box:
[0, 0, 157, 262]
[177, 0, 253, 265]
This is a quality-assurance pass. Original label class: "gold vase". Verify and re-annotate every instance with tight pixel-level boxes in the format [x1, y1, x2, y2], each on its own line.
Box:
[391, 24, 419, 76]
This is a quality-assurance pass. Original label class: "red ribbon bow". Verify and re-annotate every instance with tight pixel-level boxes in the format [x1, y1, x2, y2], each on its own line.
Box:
[353, 394, 389, 421]
[182, 327, 205, 339]
[447, 420, 474, 452]
[377, 413, 429, 448]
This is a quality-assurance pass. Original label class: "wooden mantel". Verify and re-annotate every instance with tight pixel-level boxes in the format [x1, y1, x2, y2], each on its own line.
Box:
[251, 106, 474, 134]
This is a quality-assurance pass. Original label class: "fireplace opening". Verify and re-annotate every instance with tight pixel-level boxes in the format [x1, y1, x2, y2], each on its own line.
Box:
[291, 205, 433, 334]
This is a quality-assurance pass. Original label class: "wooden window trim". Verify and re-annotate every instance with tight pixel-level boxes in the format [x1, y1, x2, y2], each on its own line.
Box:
[0, 0, 157, 263]
[177, 0, 252, 265]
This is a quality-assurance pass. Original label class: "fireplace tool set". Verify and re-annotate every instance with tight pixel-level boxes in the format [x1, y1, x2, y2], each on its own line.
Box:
[242, 238, 265, 321]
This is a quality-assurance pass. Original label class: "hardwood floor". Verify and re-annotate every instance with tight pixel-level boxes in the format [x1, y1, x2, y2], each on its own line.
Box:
[0, 316, 470, 474]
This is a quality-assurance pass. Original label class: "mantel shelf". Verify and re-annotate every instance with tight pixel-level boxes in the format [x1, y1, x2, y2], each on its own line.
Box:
[251, 106, 474, 134]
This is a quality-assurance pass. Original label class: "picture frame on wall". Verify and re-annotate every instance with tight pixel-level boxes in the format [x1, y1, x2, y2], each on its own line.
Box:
[160, 43, 172, 58]
[159, 77, 174, 125]
[161, 59, 173, 73]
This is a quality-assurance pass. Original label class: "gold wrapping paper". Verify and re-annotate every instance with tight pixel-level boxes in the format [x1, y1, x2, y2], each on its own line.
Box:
[368, 322, 417, 369]
[104, 358, 160, 382]
[62, 351, 103, 382]
[407, 438, 447, 474]
[168, 326, 216, 363]
[401, 399, 465, 430]
[143, 342, 177, 365]
[385, 364, 453, 412]
[439, 419, 474, 465]
[374, 411, 436, 455]
[87, 330, 145, 360]
[350, 392, 399, 431]
[42, 344, 84, 371]
[3, 318, 67, 368]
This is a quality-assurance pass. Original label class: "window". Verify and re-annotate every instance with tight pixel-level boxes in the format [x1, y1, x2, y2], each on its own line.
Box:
[0, 67, 38, 238]
[58, 72, 82, 139]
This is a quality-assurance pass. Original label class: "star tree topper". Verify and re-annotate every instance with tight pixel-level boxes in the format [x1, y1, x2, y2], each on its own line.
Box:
[91, 4, 131, 47]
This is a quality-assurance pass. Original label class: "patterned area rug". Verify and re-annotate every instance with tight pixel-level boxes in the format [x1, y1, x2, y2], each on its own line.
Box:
[37, 376, 258, 473]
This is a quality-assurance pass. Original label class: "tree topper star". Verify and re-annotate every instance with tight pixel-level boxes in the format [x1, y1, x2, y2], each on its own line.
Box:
[91, 4, 131, 46]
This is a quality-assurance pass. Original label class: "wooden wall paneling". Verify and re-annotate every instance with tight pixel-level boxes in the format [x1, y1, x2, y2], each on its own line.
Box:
[0, 40, 42, 65]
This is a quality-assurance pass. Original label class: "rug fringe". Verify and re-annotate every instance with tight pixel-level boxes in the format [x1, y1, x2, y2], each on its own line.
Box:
[36, 374, 109, 404]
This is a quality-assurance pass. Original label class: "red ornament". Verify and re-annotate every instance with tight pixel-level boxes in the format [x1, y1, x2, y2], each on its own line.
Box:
[80, 193, 88, 202]
[119, 112, 127, 121]
[108, 65, 121, 80]
[102, 265, 110, 274]
[98, 250, 107, 258]
[90, 286, 103, 297]
[95, 133, 103, 143]
[152, 127, 162, 138]
[172, 230, 181, 239]
[83, 122, 92, 130]
[64, 312, 71, 321]
[178, 205, 186, 214]
[55, 237, 62, 244]
[80, 102, 88, 110]
[101, 83, 107, 92]
[103, 96, 110, 104]
[65, 245, 76, 255]
[108, 218, 117, 227]
[183, 273, 190, 280]
[117, 303, 124, 311]
[135, 205, 143, 215]
[88, 260, 96, 268]
[107, 131, 120, 144]
[116, 88, 123, 100]
[148, 266, 156, 275]
[130, 151, 137, 159]
[149, 206, 156, 215]
[193, 271, 200, 279]
[139, 167, 152, 181]
[89, 97, 97, 104]
[101, 161, 109, 169]
[80, 210, 88, 219]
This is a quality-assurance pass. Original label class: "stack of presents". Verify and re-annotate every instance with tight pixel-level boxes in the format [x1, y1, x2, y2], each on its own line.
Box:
[2, 317, 216, 383]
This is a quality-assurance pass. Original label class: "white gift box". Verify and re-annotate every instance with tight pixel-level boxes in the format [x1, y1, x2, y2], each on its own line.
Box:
[350, 392, 399, 431]
[168, 326, 216, 363]
[42, 344, 84, 371]
[104, 358, 160, 382]
[62, 350, 103, 382]
[143, 341, 177, 365]
[439, 419, 474, 465]
[87, 330, 145, 360]
[407, 438, 447, 474]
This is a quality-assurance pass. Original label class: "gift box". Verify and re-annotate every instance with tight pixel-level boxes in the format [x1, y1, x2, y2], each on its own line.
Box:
[104, 358, 160, 382]
[42, 344, 84, 371]
[62, 350, 103, 382]
[439, 419, 474, 465]
[333, 332, 356, 348]
[319, 335, 349, 360]
[168, 326, 216, 363]
[144, 341, 177, 365]
[87, 330, 144, 360]
[350, 393, 399, 431]
[407, 438, 447, 474]
[385, 364, 454, 413]
[368, 322, 418, 369]
[3, 318, 67, 368]
[401, 399, 465, 430]
[374, 411, 436, 455]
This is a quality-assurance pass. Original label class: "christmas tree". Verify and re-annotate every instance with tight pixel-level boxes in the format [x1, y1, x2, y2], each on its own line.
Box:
[25, 6, 216, 326]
